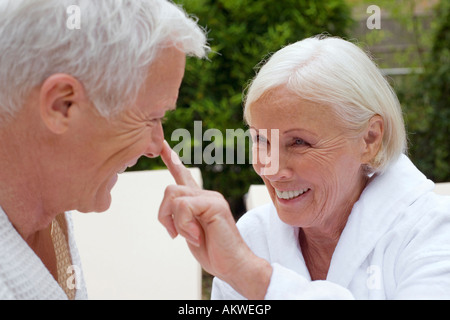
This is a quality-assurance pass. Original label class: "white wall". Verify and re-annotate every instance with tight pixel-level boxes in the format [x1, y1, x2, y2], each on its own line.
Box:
[71, 169, 203, 300]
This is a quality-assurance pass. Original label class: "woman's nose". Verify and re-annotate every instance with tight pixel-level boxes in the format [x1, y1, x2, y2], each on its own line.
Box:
[253, 151, 292, 181]
[261, 165, 293, 182]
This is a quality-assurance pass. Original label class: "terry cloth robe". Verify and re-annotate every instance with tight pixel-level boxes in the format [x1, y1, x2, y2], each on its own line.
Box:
[211, 154, 450, 299]
[0, 209, 88, 300]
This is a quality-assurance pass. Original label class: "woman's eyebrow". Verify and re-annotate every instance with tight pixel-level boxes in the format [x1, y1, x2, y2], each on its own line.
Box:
[249, 127, 318, 140]
[283, 128, 318, 137]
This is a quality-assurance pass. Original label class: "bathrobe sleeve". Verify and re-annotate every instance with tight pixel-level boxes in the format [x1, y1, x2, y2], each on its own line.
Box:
[390, 196, 450, 299]
[0, 277, 14, 299]
[264, 263, 354, 299]
[211, 263, 354, 300]
[210, 203, 354, 300]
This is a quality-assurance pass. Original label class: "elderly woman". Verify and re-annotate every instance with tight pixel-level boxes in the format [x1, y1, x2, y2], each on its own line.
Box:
[159, 36, 450, 299]
[0, 0, 207, 299]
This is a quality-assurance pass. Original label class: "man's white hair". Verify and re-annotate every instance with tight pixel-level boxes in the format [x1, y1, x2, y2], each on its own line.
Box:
[0, 0, 209, 121]
[244, 35, 407, 174]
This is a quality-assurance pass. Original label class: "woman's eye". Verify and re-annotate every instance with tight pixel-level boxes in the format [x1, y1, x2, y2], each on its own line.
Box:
[292, 138, 309, 146]
[253, 135, 268, 145]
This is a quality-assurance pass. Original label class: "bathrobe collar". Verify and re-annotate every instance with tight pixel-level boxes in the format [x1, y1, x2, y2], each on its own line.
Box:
[326, 154, 435, 286]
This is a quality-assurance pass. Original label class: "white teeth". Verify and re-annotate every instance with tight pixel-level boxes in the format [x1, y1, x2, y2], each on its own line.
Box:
[275, 188, 309, 200]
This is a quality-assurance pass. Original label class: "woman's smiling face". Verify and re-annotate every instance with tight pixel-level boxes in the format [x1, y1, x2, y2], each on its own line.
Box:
[249, 86, 369, 233]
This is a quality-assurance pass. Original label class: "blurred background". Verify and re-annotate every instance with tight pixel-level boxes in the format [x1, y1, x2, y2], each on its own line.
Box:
[127, 0, 449, 298]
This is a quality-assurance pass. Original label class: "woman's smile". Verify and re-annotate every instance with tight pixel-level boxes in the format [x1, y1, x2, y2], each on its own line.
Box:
[275, 188, 311, 200]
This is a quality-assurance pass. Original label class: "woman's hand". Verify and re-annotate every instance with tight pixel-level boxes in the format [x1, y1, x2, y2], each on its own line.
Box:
[158, 141, 272, 299]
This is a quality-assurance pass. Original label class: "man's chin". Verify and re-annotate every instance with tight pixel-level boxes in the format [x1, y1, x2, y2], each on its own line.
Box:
[76, 192, 113, 214]
[93, 193, 113, 213]
[76, 176, 117, 213]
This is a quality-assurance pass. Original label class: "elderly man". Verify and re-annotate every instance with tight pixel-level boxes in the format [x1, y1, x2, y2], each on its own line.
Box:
[0, 0, 208, 299]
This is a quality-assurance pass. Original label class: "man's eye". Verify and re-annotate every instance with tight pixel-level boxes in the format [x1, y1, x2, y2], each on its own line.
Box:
[149, 117, 166, 125]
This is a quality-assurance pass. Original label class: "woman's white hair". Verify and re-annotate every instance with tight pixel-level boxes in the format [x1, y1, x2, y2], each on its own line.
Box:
[0, 0, 209, 121]
[244, 35, 407, 174]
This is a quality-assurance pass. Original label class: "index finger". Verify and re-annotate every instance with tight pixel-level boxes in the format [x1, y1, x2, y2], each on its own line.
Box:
[160, 140, 200, 189]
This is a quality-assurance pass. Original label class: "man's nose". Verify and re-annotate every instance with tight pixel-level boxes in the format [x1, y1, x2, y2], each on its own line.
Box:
[144, 122, 164, 158]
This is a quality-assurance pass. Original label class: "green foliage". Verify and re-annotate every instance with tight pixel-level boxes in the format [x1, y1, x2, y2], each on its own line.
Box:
[133, 0, 352, 218]
[404, 0, 450, 182]
[350, 0, 449, 182]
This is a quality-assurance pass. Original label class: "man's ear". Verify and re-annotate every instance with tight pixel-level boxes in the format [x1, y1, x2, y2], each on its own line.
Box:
[39, 73, 86, 134]
[361, 115, 384, 166]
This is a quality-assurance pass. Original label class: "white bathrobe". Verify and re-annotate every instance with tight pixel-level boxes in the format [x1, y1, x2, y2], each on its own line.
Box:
[0, 209, 88, 300]
[211, 155, 450, 299]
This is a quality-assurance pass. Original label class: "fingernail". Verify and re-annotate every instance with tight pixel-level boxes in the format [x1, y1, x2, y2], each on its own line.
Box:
[186, 236, 200, 247]
[168, 229, 178, 239]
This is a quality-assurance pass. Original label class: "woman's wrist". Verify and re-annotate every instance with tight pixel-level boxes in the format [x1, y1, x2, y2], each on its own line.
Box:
[224, 252, 273, 300]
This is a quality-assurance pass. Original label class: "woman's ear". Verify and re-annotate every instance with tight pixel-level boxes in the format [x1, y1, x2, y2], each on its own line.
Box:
[361, 115, 384, 166]
[39, 73, 86, 134]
